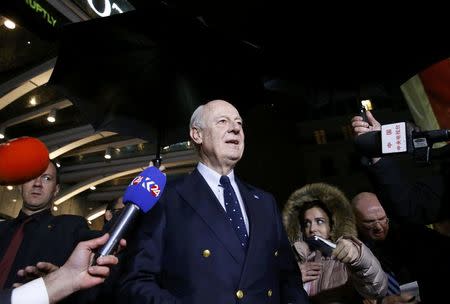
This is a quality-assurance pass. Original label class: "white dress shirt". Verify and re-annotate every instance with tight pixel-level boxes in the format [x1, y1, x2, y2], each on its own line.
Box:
[11, 277, 49, 304]
[197, 162, 249, 234]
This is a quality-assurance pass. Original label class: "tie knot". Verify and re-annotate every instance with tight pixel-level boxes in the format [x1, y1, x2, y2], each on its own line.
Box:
[220, 175, 231, 186]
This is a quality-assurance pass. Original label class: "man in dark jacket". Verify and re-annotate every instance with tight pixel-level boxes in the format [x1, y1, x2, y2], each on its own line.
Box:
[0, 160, 96, 289]
[119, 100, 309, 304]
[352, 192, 450, 304]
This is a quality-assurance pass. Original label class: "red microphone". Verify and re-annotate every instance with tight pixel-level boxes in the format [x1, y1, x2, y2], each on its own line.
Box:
[0, 137, 49, 185]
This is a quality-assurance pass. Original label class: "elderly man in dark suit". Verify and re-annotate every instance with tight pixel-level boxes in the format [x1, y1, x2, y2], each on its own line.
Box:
[0, 160, 96, 289]
[120, 100, 309, 303]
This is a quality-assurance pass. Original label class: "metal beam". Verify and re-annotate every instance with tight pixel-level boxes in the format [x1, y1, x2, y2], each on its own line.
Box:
[0, 58, 56, 109]
[0, 99, 72, 129]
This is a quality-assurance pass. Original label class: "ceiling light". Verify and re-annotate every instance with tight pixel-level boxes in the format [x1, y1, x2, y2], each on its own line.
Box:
[53, 206, 58, 211]
[4, 19, 16, 29]
[90, 186, 96, 190]
[47, 109, 56, 123]
[55, 161, 61, 168]
[87, 209, 106, 221]
[29, 97, 37, 106]
[12, 199, 17, 202]
[0, 127, 5, 139]
[104, 147, 112, 159]
[6, 186, 13, 190]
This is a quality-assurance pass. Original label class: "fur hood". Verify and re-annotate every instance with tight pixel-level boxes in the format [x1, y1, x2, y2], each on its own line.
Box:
[282, 183, 357, 243]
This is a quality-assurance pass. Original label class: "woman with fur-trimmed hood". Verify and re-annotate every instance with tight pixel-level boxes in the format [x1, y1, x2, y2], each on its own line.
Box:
[283, 183, 387, 304]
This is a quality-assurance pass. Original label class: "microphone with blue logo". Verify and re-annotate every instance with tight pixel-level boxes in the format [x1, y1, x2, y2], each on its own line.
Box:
[93, 166, 166, 261]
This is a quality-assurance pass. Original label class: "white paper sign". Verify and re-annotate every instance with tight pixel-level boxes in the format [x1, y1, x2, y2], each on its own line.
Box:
[381, 122, 407, 154]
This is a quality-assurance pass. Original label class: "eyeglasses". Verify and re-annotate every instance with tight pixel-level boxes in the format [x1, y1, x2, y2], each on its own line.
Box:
[30, 174, 55, 184]
[361, 217, 389, 229]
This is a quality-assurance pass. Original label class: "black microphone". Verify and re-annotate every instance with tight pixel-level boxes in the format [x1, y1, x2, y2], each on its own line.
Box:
[355, 125, 450, 159]
[411, 129, 449, 149]
[93, 166, 166, 262]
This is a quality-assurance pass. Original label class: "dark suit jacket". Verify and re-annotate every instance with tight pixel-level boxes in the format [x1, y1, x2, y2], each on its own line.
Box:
[120, 169, 309, 304]
[366, 159, 450, 303]
[0, 289, 11, 304]
[364, 221, 450, 304]
[368, 158, 450, 224]
[0, 209, 98, 288]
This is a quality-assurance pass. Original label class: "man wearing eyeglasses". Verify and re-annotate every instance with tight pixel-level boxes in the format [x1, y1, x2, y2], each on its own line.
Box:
[352, 192, 449, 304]
[0, 160, 98, 292]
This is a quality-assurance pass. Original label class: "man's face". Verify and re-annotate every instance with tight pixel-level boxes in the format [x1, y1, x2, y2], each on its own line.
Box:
[355, 198, 389, 241]
[20, 162, 59, 214]
[192, 100, 245, 170]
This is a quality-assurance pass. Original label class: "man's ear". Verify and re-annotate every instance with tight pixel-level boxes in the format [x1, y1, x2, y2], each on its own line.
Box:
[190, 127, 203, 145]
[53, 184, 60, 198]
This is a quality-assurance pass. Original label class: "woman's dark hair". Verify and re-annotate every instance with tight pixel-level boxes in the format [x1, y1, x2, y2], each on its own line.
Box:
[297, 200, 334, 232]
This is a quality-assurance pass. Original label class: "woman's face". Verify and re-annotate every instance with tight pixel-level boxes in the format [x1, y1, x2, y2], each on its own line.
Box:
[302, 207, 331, 240]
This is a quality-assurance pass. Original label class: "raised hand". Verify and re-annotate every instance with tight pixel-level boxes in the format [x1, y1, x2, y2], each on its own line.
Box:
[331, 238, 360, 264]
[351, 111, 381, 136]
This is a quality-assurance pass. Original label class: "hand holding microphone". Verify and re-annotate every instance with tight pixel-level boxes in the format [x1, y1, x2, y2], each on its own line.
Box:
[351, 111, 381, 136]
[93, 166, 167, 263]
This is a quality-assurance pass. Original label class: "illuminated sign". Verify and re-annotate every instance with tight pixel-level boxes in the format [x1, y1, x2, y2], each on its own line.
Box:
[74, 0, 135, 19]
[25, 0, 58, 26]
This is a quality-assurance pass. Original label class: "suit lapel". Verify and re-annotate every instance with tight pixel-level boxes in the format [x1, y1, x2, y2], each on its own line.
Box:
[177, 169, 246, 264]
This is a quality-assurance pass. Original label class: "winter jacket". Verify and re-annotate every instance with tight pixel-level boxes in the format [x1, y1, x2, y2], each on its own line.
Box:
[283, 183, 387, 303]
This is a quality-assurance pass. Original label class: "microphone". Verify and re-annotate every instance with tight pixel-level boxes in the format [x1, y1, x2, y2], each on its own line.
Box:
[93, 166, 166, 261]
[0, 137, 49, 185]
[355, 122, 450, 160]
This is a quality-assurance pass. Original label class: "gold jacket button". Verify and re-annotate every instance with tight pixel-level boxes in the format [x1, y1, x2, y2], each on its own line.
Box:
[202, 249, 211, 258]
[236, 290, 244, 299]
[267, 289, 273, 297]
[274, 250, 278, 257]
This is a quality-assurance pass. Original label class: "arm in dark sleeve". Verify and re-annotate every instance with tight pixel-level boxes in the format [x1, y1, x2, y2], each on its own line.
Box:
[118, 200, 180, 304]
[272, 195, 310, 303]
[0, 289, 12, 304]
[368, 158, 449, 224]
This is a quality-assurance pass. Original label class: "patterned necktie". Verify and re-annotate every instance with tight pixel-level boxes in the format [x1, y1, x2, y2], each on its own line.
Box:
[0, 216, 33, 288]
[220, 175, 248, 249]
[386, 271, 401, 295]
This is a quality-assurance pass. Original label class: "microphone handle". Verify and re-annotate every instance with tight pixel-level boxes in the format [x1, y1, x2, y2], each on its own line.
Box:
[92, 203, 140, 264]
[359, 107, 368, 123]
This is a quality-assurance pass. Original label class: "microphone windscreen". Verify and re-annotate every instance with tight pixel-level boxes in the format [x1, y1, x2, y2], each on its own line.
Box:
[123, 166, 167, 212]
[354, 131, 382, 158]
[0, 137, 49, 185]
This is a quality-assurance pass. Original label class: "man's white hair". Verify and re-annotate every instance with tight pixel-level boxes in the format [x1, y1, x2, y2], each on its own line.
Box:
[189, 105, 206, 130]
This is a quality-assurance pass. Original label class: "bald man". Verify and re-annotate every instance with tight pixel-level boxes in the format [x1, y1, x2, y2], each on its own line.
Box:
[119, 100, 309, 304]
[352, 192, 449, 304]
[352, 192, 390, 242]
